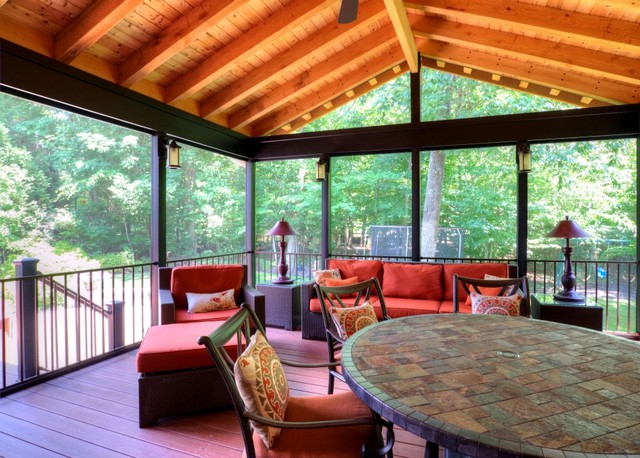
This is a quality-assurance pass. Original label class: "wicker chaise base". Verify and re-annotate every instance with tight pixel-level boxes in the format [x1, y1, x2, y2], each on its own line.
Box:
[138, 365, 231, 427]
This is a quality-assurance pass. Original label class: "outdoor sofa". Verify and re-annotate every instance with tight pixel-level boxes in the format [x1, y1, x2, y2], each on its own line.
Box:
[301, 259, 514, 340]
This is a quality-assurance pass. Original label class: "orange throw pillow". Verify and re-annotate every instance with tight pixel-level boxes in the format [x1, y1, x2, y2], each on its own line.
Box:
[323, 276, 359, 299]
[324, 276, 359, 287]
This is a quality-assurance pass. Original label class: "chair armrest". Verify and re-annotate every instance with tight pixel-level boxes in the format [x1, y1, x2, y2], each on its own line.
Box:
[159, 288, 176, 324]
[300, 281, 316, 312]
[242, 284, 266, 327]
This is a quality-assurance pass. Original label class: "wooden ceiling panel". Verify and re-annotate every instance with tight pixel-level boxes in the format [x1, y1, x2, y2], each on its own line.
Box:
[1, 0, 638, 137]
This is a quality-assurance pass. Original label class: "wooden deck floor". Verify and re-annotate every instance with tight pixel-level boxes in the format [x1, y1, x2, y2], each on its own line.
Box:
[0, 327, 427, 457]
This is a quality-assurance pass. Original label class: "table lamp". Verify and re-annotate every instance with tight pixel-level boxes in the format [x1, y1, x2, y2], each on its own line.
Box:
[268, 218, 297, 284]
[546, 216, 590, 302]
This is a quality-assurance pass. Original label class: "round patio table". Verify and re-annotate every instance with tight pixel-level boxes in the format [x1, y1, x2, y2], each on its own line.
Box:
[341, 313, 640, 458]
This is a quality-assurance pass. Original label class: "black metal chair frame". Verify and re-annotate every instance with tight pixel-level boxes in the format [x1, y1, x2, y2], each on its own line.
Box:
[453, 274, 531, 317]
[315, 277, 391, 394]
[197, 303, 394, 458]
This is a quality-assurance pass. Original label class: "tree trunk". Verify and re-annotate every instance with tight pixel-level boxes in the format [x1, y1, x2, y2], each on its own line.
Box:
[421, 150, 445, 258]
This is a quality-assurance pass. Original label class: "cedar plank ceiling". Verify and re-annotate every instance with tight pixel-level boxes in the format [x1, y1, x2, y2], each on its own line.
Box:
[0, 0, 639, 137]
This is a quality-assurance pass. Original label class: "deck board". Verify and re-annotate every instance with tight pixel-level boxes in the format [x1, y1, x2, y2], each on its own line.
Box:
[0, 327, 427, 457]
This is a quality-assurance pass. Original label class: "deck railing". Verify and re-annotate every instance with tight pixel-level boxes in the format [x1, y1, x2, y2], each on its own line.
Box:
[1, 252, 636, 395]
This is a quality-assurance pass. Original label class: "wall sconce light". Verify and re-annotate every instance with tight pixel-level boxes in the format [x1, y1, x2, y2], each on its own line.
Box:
[268, 218, 297, 284]
[167, 139, 181, 169]
[516, 141, 531, 174]
[316, 157, 327, 182]
[546, 216, 590, 302]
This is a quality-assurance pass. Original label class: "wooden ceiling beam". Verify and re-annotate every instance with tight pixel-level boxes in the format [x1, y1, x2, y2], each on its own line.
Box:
[268, 62, 409, 136]
[407, 0, 640, 53]
[420, 57, 609, 108]
[411, 14, 640, 86]
[416, 38, 639, 105]
[0, 14, 52, 56]
[229, 23, 398, 130]
[252, 45, 407, 136]
[383, 0, 419, 72]
[164, 1, 329, 105]
[54, 0, 143, 64]
[199, 0, 389, 118]
[118, 0, 245, 87]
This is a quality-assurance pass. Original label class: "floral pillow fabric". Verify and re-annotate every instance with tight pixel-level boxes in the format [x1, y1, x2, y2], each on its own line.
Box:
[234, 330, 289, 448]
[470, 292, 523, 316]
[186, 289, 237, 313]
[313, 268, 341, 285]
[330, 301, 378, 339]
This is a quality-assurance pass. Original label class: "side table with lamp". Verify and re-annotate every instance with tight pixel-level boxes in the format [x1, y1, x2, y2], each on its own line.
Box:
[258, 217, 301, 330]
[531, 216, 604, 331]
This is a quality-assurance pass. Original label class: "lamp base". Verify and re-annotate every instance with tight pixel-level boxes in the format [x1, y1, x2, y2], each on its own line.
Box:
[272, 277, 293, 285]
[553, 290, 585, 302]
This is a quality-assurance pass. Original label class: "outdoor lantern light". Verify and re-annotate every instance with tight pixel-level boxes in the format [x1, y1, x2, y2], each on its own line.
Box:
[268, 218, 297, 284]
[167, 139, 181, 169]
[516, 141, 531, 173]
[547, 216, 590, 302]
[316, 157, 327, 182]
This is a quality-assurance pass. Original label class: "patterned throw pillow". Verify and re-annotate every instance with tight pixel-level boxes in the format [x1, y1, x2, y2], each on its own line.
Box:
[470, 292, 523, 316]
[234, 330, 289, 448]
[313, 268, 341, 285]
[186, 289, 237, 313]
[330, 301, 378, 339]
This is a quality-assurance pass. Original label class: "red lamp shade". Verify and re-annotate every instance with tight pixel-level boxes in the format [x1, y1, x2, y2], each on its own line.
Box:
[268, 218, 296, 284]
[547, 216, 590, 302]
[546, 216, 590, 239]
[268, 218, 297, 237]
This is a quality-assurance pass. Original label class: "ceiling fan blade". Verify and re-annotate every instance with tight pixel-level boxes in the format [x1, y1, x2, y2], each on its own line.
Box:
[338, 0, 358, 24]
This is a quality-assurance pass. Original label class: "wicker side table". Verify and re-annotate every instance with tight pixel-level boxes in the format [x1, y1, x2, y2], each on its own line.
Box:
[531, 293, 604, 331]
[256, 283, 301, 330]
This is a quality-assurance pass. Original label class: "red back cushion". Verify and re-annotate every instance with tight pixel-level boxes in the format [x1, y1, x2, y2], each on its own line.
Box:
[383, 263, 443, 300]
[327, 259, 384, 284]
[171, 264, 244, 309]
[443, 263, 509, 302]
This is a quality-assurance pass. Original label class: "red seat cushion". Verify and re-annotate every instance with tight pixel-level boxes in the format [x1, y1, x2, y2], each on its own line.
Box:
[175, 308, 238, 323]
[136, 321, 239, 373]
[379, 297, 440, 318]
[251, 391, 378, 457]
[170, 264, 244, 310]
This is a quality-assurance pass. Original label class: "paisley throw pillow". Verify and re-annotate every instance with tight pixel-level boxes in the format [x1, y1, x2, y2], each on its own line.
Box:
[330, 301, 378, 339]
[470, 292, 522, 316]
[234, 330, 289, 448]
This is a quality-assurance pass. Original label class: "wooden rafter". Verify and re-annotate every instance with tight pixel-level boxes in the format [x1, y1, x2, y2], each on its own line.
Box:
[118, 0, 246, 87]
[54, 0, 143, 63]
[416, 38, 639, 105]
[164, 1, 330, 104]
[383, 0, 419, 72]
[406, 0, 640, 53]
[253, 45, 407, 136]
[270, 62, 410, 136]
[229, 23, 399, 130]
[420, 57, 610, 108]
[410, 14, 640, 86]
[199, 0, 389, 118]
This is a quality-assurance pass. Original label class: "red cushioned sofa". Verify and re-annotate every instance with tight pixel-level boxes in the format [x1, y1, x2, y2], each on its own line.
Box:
[301, 259, 514, 340]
